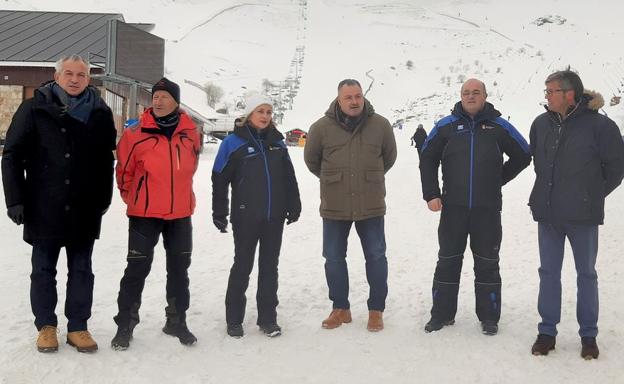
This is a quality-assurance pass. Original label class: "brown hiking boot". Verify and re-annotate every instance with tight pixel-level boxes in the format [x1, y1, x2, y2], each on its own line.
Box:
[67, 330, 98, 353]
[580, 337, 599, 360]
[367, 310, 384, 332]
[531, 334, 556, 356]
[37, 326, 58, 353]
[322, 309, 352, 329]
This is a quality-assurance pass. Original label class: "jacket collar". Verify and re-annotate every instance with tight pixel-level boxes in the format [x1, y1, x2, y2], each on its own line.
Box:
[324, 98, 375, 132]
[32, 80, 107, 122]
[139, 107, 196, 135]
[452, 101, 501, 124]
[233, 123, 284, 144]
[544, 90, 604, 122]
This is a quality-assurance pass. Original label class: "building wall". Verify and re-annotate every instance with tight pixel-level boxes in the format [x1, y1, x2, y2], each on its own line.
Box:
[0, 85, 23, 139]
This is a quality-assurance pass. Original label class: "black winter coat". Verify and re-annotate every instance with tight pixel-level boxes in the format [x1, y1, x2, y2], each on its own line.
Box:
[212, 124, 301, 224]
[529, 92, 624, 225]
[419, 102, 531, 210]
[1, 84, 116, 243]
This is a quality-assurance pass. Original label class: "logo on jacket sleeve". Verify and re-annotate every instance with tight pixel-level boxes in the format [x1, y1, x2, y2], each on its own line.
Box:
[247, 147, 256, 154]
[457, 124, 464, 131]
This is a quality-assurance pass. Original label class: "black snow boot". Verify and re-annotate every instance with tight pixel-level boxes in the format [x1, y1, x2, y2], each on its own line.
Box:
[111, 326, 134, 351]
[424, 318, 455, 333]
[227, 324, 244, 338]
[481, 321, 498, 336]
[259, 323, 282, 338]
[163, 319, 197, 346]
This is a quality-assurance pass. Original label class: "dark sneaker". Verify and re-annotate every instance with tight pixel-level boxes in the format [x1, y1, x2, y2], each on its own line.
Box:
[111, 327, 133, 351]
[259, 323, 282, 338]
[162, 320, 197, 346]
[424, 318, 455, 333]
[481, 321, 498, 336]
[531, 334, 556, 356]
[227, 324, 244, 338]
[581, 337, 599, 360]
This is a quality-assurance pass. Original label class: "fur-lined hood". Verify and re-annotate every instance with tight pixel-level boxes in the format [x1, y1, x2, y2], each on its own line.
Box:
[584, 89, 604, 111]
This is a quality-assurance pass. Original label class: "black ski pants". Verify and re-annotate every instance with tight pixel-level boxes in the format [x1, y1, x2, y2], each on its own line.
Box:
[430, 206, 502, 323]
[226, 217, 284, 326]
[114, 216, 193, 329]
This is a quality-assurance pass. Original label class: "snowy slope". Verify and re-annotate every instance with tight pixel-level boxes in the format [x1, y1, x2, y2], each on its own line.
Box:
[2, 1, 624, 383]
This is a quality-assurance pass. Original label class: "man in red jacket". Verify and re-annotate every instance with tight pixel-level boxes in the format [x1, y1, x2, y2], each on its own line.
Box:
[111, 78, 200, 350]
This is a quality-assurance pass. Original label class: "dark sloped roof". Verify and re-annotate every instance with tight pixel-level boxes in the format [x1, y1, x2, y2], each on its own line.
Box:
[0, 10, 124, 63]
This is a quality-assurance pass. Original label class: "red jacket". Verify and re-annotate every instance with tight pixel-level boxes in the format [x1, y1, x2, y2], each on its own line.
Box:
[116, 108, 200, 219]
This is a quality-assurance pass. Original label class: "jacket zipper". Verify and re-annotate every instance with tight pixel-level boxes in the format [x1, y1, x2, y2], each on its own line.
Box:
[144, 172, 150, 215]
[176, 144, 181, 170]
[134, 175, 145, 205]
[168, 138, 174, 214]
[248, 127, 272, 220]
[469, 120, 475, 209]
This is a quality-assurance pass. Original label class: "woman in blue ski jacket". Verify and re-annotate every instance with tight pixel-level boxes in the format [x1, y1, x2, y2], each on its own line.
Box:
[211, 94, 301, 338]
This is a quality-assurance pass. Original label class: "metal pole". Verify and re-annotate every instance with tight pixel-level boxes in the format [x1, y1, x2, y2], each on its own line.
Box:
[129, 82, 138, 119]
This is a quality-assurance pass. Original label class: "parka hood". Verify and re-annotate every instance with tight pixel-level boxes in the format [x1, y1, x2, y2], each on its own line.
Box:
[584, 89, 604, 111]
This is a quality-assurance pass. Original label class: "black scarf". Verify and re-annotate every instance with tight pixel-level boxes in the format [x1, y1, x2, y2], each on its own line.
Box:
[152, 109, 180, 139]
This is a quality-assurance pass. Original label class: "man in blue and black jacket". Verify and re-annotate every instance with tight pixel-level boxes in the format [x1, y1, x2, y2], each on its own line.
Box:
[419, 78, 531, 336]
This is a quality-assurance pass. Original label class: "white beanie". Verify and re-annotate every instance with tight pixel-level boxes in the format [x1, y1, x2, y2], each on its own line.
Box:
[243, 93, 273, 116]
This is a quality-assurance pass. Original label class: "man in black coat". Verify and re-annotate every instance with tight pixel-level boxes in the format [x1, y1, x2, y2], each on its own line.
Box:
[529, 70, 624, 359]
[419, 78, 531, 336]
[1, 54, 116, 353]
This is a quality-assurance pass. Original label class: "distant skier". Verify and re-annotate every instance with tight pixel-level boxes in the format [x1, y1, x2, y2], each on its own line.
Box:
[411, 123, 427, 151]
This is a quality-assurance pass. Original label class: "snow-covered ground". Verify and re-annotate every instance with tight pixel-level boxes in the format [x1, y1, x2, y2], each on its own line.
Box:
[2, 0, 624, 383]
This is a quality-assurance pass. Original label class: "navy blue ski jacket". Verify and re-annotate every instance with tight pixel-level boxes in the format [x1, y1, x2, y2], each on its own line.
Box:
[212, 124, 301, 224]
[419, 102, 531, 210]
[529, 91, 624, 225]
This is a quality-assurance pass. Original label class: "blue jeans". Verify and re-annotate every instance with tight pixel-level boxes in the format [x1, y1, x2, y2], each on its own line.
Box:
[322, 216, 388, 311]
[31, 239, 95, 332]
[537, 222, 599, 338]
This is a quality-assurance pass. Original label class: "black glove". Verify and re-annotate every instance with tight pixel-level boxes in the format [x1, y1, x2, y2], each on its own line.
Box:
[213, 215, 228, 233]
[286, 211, 300, 225]
[7, 204, 24, 225]
[413, 127, 428, 151]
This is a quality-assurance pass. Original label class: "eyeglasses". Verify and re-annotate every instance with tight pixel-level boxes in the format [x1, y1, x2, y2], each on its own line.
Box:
[544, 89, 569, 96]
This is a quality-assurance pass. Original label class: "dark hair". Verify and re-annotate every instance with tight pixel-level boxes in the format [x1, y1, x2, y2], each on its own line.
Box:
[545, 70, 584, 102]
[337, 79, 362, 91]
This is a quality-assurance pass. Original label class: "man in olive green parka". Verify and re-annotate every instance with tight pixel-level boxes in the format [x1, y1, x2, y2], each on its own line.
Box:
[304, 79, 397, 332]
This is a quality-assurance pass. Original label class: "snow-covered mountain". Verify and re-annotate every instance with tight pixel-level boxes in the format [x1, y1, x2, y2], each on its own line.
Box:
[1, 1, 624, 383]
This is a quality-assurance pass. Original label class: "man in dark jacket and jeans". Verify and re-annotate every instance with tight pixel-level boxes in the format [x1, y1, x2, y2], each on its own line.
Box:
[419, 78, 531, 336]
[1, 54, 116, 353]
[529, 70, 624, 359]
[305, 79, 397, 332]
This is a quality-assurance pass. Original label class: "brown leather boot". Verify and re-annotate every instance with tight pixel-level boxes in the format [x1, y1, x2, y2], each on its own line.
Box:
[367, 310, 384, 332]
[67, 330, 98, 353]
[321, 309, 352, 329]
[37, 325, 58, 353]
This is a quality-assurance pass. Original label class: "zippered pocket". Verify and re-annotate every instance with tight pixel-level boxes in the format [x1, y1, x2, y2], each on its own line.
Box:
[176, 144, 181, 170]
[134, 175, 145, 205]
